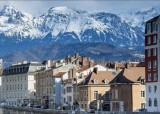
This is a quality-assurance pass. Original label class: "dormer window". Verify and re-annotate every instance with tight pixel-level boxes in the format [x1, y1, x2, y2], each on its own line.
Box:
[104, 79, 109, 84]
[153, 22, 157, 32]
[93, 79, 98, 84]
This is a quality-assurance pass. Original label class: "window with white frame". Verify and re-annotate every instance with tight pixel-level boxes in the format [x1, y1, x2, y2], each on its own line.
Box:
[148, 73, 151, 81]
[153, 73, 157, 81]
[147, 23, 151, 33]
[153, 48, 157, 56]
[94, 91, 98, 100]
[141, 91, 145, 97]
[153, 60, 157, 68]
[148, 49, 151, 57]
[148, 61, 151, 69]
[153, 35, 157, 43]
[93, 79, 98, 84]
[153, 22, 157, 32]
[147, 36, 151, 44]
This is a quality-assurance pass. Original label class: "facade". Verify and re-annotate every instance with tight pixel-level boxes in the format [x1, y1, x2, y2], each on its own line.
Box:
[145, 16, 160, 112]
[2, 61, 45, 106]
[35, 53, 94, 109]
[36, 61, 75, 109]
[62, 64, 107, 110]
[110, 65, 145, 112]
[78, 67, 119, 111]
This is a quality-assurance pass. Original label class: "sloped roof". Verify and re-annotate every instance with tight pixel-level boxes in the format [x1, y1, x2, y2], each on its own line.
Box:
[146, 15, 160, 23]
[77, 65, 90, 72]
[53, 72, 66, 77]
[110, 67, 145, 84]
[81, 70, 119, 85]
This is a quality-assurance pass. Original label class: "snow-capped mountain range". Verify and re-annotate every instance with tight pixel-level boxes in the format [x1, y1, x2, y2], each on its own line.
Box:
[0, 5, 159, 56]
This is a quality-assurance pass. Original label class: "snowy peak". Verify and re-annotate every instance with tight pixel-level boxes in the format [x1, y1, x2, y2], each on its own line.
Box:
[0, 5, 17, 16]
[119, 6, 160, 29]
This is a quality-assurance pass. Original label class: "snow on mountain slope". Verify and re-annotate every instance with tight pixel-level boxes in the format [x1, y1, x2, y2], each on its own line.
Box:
[33, 6, 108, 41]
[0, 4, 159, 52]
[119, 7, 160, 30]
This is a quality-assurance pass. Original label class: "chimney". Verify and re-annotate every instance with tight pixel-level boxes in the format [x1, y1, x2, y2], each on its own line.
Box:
[89, 61, 92, 68]
[94, 67, 98, 74]
[75, 53, 79, 58]
[75, 59, 79, 68]
[126, 63, 130, 69]
[114, 62, 118, 69]
[66, 55, 71, 63]
[69, 68, 76, 79]
[82, 56, 86, 66]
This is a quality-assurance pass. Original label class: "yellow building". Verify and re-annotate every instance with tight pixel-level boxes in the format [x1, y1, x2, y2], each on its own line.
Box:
[78, 68, 119, 111]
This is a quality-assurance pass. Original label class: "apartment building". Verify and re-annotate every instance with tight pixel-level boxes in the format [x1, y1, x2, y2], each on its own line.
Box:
[1, 61, 45, 106]
[35, 53, 94, 109]
[35, 61, 75, 109]
[78, 67, 119, 111]
[145, 15, 160, 112]
[110, 65, 145, 112]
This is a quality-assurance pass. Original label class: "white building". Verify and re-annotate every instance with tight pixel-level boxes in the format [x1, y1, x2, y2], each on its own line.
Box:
[2, 61, 44, 106]
[145, 15, 160, 112]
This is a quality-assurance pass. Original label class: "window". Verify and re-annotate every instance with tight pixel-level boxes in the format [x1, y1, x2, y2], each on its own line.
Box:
[63, 89, 65, 94]
[154, 98, 157, 107]
[153, 60, 157, 68]
[147, 49, 151, 57]
[148, 98, 152, 106]
[105, 91, 110, 100]
[85, 104, 87, 108]
[64, 98, 66, 103]
[147, 23, 151, 33]
[147, 36, 151, 44]
[141, 103, 145, 109]
[67, 96, 72, 102]
[84, 90, 87, 97]
[93, 79, 98, 84]
[141, 91, 145, 97]
[66, 87, 72, 93]
[153, 35, 157, 43]
[148, 61, 151, 69]
[153, 73, 157, 81]
[115, 90, 118, 99]
[153, 22, 157, 32]
[148, 86, 151, 93]
[148, 73, 151, 81]
[154, 86, 157, 93]
[153, 48, 157, 56]
[94, 91, 98, 100]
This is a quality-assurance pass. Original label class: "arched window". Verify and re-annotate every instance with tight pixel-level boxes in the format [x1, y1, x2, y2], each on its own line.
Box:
[154, 98, 157, 106]
[148, 98, 152, 106]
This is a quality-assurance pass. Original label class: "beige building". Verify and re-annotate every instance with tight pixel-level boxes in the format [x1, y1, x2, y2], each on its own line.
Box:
[110, 65, 145, 112]
[78, 68, 119, 111]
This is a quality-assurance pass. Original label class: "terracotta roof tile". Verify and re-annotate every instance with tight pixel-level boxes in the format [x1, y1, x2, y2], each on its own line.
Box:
[81, 70, 120, 85]
[110, 67, 145, 83]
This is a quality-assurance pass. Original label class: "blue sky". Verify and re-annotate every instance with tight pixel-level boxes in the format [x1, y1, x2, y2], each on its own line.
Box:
[0, 0, 160, 16]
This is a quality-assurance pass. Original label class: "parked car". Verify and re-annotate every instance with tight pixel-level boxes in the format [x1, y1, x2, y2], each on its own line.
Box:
[88, 109, 95, 113]
[33, 105, 41, 108]
[139, 108, 147, 112]
[27, 103, 34, 108]
[0, 102, 7, 106]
